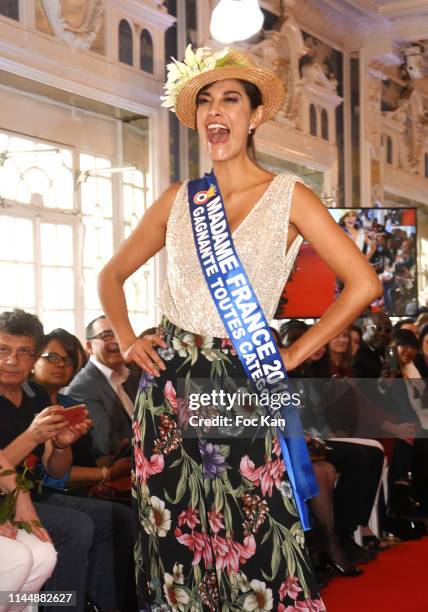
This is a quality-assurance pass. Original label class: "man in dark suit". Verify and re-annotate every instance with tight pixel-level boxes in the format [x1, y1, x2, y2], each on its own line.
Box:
[354, 312, 426, 528]
[353, 312, 393, 378]
[65, 315, 139, 456]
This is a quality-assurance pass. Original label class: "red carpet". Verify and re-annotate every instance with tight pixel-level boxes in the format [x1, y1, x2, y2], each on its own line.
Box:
[321, 538, 428, 611]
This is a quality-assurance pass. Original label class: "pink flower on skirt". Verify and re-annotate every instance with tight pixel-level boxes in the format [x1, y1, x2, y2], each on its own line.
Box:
[207, 510, 225, 534]
[178, 507, 200, 529]
[279, 576, 302, 601]
[260, 459, 285, 497]
[212, 534, 256, 574]
[272, 436, 281, 457]
[132, 420, 142, 445]
[174, 528, 213, 567]
[221, 338, 237, 355]
[240, 456, 285, 497]
[164, 380, 178, 411]
[134, 445, 164, 484]
[240, 456, 263, 486]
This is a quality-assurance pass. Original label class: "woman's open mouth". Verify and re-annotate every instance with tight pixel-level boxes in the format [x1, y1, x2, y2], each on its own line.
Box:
[207, 123, 230, 145]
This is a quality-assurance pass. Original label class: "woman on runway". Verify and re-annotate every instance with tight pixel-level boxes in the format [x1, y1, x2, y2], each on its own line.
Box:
[98, 45, 381, 610]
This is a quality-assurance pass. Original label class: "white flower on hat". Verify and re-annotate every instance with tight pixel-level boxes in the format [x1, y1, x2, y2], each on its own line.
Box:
[161, 44, 230, 112]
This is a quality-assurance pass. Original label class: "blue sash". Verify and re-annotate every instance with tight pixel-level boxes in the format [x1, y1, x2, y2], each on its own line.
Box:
[188, 171, 319, 531]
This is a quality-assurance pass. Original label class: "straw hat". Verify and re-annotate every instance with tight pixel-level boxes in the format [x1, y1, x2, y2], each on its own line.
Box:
[161, 45, 286, 130]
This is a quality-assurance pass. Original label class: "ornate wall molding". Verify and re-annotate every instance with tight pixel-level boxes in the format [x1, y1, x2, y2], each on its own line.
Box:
[367, 68, 386, 160]
[40, 0, 104, 51]
[366, 67, 387, 203]
[286, 0, 428, 48]
[383, 88, 428, 175]
[247, 15, 342, 134]
[250, 21, 306, 130]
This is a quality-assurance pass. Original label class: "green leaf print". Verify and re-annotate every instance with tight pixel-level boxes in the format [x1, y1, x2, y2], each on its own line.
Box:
[282, 490, 299, 517]
[169, 456, 184, 470]
[189, 473, 198, 509]
[282, 540, 297, 579]
[223, 495, 233, 535]
[193, 564, 202, 584]
[165, 471, 187, 504]
[213, 478, 224, 512]
[269, 530, 281, 580]
[261, 522, 272, 545]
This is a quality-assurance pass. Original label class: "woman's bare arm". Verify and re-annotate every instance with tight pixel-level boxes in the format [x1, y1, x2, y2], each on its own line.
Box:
[98, 182, 181, 361]
[283, 183, 382, 369]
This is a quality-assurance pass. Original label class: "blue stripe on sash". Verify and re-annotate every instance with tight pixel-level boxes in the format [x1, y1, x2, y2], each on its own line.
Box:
[188, 171, 319, 531]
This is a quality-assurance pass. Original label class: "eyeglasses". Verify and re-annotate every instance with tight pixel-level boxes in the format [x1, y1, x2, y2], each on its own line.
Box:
[87, 330, 115, 342]
[367, 324, 393, 333]
[0, 346, 35, 361]
[40, 352, 74, 367]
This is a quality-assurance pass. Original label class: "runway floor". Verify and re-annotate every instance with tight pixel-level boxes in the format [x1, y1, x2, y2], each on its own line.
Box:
[321, 536, 428, 611]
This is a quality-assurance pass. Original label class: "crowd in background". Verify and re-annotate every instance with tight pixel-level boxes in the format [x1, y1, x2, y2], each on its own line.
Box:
[1, 307, 428, 610]
[338, 209, 417, 315]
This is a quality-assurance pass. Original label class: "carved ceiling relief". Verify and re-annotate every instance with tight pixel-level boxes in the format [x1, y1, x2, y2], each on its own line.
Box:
[366, 70, 384, 161]
[383, 87, 428, 174]
[376, 41, 428, 177]
[250, 25, 304, 130]
[35, 0, 105, 53]
[248, 16, 341, 132]
[366, 70, 385, 204]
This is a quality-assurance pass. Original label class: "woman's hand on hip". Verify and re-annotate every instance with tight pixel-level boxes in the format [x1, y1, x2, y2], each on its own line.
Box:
[122, 334, 167, 377]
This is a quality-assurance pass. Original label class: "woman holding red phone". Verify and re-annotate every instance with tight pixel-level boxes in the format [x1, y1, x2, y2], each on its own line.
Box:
[33, 329, 131, 486]
[33, 328, 138, 609]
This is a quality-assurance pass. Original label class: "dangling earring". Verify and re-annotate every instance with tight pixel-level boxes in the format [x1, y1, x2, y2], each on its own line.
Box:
[248, 125, 254, 134]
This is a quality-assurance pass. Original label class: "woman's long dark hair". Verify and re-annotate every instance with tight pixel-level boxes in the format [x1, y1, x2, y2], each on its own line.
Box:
[196, 79, 263, 161]
[327, 329, 354, 377]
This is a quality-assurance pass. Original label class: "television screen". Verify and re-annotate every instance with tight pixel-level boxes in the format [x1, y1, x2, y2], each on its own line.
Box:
[275, 207, 417, 319]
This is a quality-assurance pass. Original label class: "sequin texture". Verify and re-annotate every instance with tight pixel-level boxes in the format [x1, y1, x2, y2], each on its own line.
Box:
[159, 173, 304, 337]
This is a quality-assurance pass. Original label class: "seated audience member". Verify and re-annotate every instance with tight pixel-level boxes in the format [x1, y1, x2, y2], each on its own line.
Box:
[353, 312, 392, 378]
[309, 329, 385, 558]
[33, 328, 137, 609]
[308, 441, 363, 577]
[65, 316, 139, 456]
[279, 319, 308, 348]
[0, 309, 136, 611]
[354, 314, 427, 535]
[381, 329, 428, 520]
[33, 328, 131, 488]
[283, 325, 381, 564]
[270, 325, 361, 577]
[0, 449, 57, 600]
[393, 318, 419, 338]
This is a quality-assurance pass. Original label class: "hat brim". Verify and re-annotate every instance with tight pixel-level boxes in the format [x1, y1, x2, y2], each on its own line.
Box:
[175, 65, 286, 130]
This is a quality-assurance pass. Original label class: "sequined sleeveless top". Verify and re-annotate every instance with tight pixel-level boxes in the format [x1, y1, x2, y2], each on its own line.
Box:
[159, 173, 304, 338]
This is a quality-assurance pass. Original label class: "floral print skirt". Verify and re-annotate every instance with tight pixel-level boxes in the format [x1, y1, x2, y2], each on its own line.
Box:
[132, 316, 325, 611]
